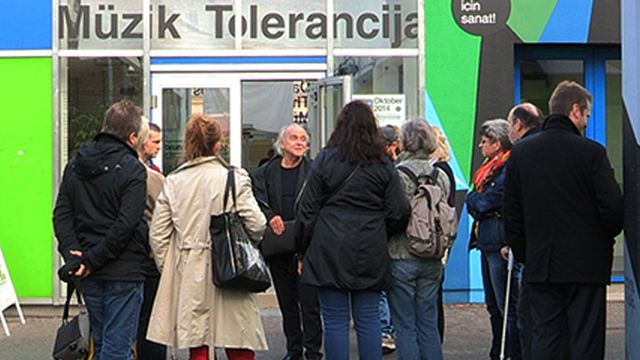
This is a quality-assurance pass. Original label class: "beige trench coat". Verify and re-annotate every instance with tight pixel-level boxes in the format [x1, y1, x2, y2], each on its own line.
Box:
[146, 156, 268, 351]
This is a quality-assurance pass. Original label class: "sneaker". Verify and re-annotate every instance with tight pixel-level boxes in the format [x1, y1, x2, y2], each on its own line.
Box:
[382, 334, 396, 354]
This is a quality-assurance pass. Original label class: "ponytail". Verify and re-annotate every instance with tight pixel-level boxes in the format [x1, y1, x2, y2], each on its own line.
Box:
[184, 114, 223, 161]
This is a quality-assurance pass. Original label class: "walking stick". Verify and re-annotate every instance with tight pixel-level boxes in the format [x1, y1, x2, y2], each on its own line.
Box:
[499, 249, 514, 360]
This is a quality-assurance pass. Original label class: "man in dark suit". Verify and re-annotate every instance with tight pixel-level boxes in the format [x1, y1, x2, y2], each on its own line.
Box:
[500, 102, 544, 360]
[503, 81, 623, 360]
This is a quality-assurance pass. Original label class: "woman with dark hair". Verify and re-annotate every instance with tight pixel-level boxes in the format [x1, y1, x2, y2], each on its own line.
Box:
[296, 100, 411, 360]
[147, 114, 268, 360]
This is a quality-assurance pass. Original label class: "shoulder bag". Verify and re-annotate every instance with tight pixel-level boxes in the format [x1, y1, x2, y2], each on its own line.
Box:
[210, 167, 272, 292]
[52, 284, 91, 360]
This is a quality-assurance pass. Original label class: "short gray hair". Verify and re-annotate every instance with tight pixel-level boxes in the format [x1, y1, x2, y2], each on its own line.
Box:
[401, 118, 437, 155]
[480, 119, 512, 150]
[274, 123, 309, 155]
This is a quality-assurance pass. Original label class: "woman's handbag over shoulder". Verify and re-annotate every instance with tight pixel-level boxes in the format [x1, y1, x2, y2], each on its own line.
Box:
[52, 283, 91, 360]
[210, 167, 272, 292]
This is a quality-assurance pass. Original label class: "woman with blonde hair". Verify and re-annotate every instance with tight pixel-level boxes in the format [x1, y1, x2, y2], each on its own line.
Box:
[147, 114, 268, 360]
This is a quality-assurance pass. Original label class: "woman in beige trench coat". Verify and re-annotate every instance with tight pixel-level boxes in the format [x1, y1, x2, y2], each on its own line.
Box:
[146, 114, 268, 360]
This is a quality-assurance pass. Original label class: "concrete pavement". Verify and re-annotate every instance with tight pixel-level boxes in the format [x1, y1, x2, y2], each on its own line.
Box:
[0, 285, 625, 359]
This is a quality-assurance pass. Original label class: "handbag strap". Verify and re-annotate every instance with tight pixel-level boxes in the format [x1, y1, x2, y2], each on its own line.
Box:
[326, 164, 360, 203]
[62, 283, 84, 322]
[223, 166, 238, 211]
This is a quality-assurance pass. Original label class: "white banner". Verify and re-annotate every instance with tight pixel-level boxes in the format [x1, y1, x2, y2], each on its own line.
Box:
[353, 94, 406, 128]
[0, 248, 18, 312]
[0, 247, 24, 336]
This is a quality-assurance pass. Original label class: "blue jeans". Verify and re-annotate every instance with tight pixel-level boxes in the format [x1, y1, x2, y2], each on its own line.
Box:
[318, 288, 381, 360]
[481, 250, 522, 360]
[80, 280, 144, 360]
[379, 291, 394, 337]
[388, 259, 443, 360]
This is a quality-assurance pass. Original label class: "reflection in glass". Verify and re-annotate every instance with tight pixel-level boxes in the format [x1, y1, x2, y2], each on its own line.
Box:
[520, 60, 583, 115]
[63, 57, 143, 160]
[162, 88, 230, 173]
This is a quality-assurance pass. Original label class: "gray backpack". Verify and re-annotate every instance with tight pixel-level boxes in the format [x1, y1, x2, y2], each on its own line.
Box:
[398, 166, 458, 259]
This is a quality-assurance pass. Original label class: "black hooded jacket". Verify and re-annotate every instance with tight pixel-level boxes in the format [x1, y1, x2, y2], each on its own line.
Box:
[53, 133, 152, 282]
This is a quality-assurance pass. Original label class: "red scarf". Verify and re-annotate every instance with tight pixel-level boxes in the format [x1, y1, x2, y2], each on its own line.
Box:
[472, 150, 511, 192]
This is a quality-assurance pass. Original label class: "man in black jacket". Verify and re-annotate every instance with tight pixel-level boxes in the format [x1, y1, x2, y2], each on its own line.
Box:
[54, 100, 151, 359]
[251, 124, 322, 360]
[504, 81, 623, 360]
[501, 102, 543, 360]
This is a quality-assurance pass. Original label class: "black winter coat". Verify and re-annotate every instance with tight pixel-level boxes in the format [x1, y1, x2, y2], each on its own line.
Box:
[504, 115, 623, 284]
[251, 155, 311, 222]
[53, 133, 152, 282]
[295, 148, 411, 291]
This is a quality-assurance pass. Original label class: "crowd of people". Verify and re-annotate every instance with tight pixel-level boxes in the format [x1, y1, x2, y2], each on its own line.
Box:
[53, 79, 623, 360]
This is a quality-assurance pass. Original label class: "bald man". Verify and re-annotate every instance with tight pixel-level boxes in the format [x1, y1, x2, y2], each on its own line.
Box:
[507, 103, 544, 143]
[502, 102, 543, 360]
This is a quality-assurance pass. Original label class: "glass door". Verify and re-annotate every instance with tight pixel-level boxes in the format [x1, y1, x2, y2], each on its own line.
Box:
[151, 74, 241, 173]
[515, 46, 623, 279]
[307, 76, 353, 157]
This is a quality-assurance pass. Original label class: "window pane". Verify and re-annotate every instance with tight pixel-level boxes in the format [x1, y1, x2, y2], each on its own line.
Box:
[333, 0, 418, 49]
[241, 81, 297, 171]
[239, 0, 326, 50]
[58, 0, 143, 50]
[336, 56, 419, 120]
[62, 57, 143, 161]
[152, 0, 236, 50]
[162, 88, 230, 173]
[520, 60, 583, 114]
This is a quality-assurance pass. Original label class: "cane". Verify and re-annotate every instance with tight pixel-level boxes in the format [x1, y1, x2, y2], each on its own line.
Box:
[499, 249, 514, 360]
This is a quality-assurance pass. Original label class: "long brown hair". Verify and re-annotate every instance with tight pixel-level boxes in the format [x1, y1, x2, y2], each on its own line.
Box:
[183, 114, 223, 161]
[326, 100, 386, 165]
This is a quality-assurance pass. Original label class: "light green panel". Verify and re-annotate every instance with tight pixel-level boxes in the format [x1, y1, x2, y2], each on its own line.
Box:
[426, 0, 482, 178]
[0, 58, 53, 298]
[507, 0, 558, 42]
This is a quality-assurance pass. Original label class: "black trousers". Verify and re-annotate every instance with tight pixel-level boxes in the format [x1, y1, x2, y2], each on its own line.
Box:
[518, 275, 533, 360]
[529, 283, 606, 360]
[269, 254, 322, 359]
[137, 276, 167, 360]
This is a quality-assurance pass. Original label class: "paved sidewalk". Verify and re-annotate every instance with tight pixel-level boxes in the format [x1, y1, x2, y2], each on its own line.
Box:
[0, 285, 625, 359]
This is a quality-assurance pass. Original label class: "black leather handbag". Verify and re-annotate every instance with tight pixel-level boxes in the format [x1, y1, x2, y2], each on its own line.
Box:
[260, 220, 297, 258]
[52, 284, 91, 360]
[210, 167, 271, 292]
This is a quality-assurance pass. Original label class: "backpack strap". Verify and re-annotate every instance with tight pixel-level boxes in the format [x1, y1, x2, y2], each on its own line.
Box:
[428, 167, 439, 184]
[398, 165, 439, 186]
[397, 166, 419, 188]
